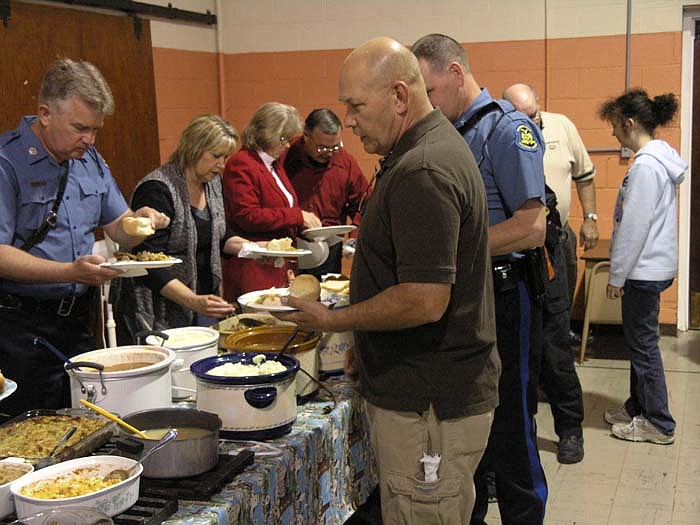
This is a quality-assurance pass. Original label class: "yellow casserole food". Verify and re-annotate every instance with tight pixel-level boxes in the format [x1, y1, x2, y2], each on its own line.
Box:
[0, 416, 106, 459]
[18, 467, 120, 499]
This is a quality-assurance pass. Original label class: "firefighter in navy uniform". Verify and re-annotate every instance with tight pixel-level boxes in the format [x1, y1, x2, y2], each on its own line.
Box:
[414, 34, 549, 524]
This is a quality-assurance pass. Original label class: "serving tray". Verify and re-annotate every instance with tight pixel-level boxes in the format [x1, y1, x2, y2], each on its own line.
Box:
[0, 408, 115, 466]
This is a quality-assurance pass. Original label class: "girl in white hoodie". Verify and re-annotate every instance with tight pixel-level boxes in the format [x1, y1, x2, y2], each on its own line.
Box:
[598, 89, 686, 444]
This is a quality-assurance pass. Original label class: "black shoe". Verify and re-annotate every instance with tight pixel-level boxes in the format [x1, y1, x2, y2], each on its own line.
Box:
[557, 435, 584, 464]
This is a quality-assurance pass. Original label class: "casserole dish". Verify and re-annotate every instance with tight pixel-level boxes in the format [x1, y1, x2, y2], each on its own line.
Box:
[0, 409, 114, 466]
[10, 455, 141, 518]
[0, 458, 33, 518]
[191, 353, 299, 440]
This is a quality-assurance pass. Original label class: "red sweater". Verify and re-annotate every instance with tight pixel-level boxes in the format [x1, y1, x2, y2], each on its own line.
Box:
[282, 138, 368, 238]
[221, 148, 304, 301]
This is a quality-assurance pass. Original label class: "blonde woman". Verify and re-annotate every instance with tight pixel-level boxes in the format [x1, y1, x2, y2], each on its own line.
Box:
[125, 114, 247, 332]
[221, 102, 321, 301]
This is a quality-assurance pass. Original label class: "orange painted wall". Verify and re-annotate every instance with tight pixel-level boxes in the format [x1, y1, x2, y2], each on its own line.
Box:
[152, 31, 682, 323]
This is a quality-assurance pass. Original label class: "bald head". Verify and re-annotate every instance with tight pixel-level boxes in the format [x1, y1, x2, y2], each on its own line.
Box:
[339, 37, 433, 156]
[343, 37, 424, 91]
[503, 83, 539, 119]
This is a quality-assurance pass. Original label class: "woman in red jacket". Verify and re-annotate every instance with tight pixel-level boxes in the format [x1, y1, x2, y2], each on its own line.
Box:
[222, 102, 321, 301]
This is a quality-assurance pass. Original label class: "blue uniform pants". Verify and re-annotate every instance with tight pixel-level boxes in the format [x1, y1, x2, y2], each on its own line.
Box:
[621, 279, 675, 435]
[471, 276, 548, 525]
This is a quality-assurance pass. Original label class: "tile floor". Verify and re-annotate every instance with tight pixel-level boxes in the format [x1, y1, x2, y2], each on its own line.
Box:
[486, 327, 700, 524]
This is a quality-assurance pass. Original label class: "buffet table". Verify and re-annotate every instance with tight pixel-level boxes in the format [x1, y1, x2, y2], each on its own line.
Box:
[163, 377, 377, 524]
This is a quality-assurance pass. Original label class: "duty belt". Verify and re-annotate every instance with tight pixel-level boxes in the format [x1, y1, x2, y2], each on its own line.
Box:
[0, 292, 90, 318]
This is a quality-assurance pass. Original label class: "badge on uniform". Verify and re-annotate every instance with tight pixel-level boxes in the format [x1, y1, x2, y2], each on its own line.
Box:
[514, 123, 538, 152]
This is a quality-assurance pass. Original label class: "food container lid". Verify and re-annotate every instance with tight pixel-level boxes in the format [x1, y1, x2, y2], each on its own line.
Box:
[190, 352, 299, 385]
[222, 326, 320, 355]
[146, 327, 219, 351]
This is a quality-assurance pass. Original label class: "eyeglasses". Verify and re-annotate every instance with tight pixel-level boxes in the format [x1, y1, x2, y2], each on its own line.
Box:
[315, 143, 342, 155]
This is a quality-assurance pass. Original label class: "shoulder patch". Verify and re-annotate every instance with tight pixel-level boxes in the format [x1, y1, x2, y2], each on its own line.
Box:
[514, 123, 538, 152]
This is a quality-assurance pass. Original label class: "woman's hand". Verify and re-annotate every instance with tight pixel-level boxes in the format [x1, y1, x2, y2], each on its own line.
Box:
[191, 294, 236, 318]
[301, 211, 322, 229]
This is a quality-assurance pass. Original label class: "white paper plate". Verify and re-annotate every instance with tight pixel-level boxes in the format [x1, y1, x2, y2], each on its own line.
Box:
[100, 258, 183, 270]
[237, 288, 297, 312]
[247, 247, 312, 258]
[302, 225, 356, 240]
[0, 379, 17, 401]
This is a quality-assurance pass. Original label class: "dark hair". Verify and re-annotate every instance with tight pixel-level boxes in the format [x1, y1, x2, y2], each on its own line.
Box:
[304, 108, 341, 135]
[411, 33, 470, 73]
[598, 88, 678, 134]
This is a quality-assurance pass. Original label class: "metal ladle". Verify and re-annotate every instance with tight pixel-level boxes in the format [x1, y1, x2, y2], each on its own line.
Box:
[102, 428, 178, 482]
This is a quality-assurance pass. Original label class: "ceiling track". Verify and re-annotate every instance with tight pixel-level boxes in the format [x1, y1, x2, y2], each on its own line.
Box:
[1, 0, 216, 37]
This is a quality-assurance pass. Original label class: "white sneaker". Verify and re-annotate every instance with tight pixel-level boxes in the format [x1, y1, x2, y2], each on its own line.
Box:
[605, 405, 633, 425]
[611, 415, 675, 444]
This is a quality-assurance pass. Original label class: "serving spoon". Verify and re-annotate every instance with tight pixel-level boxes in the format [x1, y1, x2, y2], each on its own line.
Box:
[79, 399, 148, 439]
[35, 426, 77, 469]
[103, 428, 178, 482]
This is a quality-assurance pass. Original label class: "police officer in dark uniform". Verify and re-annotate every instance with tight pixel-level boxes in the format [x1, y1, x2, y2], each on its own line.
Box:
[414, 34, 549, 524]
[0, 59, 169, 416]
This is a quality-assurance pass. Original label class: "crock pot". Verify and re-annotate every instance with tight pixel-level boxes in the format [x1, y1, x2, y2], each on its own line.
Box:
[65, 346, 175, 416]
[190, 353, 299, 440]
[222, 326, 320, 402]
[145, 327, 219, 399]
[117, 408, 221, 478]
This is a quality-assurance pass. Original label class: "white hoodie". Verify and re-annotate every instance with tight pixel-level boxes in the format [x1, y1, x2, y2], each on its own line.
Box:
[609, 139, 686, 287]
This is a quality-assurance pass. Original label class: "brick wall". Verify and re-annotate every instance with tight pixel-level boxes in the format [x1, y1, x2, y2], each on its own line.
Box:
[152, 31, 682, 323]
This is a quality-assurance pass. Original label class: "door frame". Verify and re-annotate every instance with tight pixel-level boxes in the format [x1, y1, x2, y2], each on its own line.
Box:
[679, 7, 699, 331]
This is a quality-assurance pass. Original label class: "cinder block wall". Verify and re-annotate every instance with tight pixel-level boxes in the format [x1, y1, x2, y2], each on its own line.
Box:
[149, 1, 684, 323]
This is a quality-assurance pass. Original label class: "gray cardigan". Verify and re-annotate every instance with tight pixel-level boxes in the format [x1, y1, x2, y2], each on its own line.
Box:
[129, 161, 226, 331]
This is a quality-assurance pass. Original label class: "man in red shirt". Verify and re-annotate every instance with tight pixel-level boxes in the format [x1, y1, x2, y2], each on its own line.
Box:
[283, 108, 369, 278]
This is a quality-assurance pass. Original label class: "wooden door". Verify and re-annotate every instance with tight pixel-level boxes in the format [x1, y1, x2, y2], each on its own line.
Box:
[0, 1, 160, 200]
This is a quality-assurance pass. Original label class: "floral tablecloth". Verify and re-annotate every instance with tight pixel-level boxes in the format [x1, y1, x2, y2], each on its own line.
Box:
[163, 377, 377, 524]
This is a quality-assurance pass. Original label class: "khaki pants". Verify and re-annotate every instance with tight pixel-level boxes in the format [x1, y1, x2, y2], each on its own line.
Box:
[366, 401, 493, 525]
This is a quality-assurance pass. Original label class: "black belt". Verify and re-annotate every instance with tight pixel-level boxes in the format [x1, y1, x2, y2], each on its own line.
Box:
[0, 292, 91, 318]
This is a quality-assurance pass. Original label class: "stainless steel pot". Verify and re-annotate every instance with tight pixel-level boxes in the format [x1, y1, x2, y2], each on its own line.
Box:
[116, 408, 221, 478]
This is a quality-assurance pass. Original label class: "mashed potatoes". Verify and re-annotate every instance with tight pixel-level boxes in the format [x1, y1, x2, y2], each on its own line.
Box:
[207, 354, 286, 377]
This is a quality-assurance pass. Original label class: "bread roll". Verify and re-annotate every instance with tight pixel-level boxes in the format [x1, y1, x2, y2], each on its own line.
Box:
[288, 274, 321, 301]
[122, 216, 155, 236]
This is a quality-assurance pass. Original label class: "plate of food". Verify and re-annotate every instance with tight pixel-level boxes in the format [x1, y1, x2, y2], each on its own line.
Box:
[0, 379, 17, 402]
[237, 288, 296, 312]
[247, 247, 312, 258]
[100, 252, 182, 270]
[302, 225, 356, 240]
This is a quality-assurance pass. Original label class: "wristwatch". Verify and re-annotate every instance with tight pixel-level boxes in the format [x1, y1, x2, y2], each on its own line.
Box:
[585, 212, 598, 221]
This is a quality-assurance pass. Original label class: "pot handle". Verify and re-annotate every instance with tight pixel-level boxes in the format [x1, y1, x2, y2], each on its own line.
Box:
[244, 386, 277, 409]
[171, 358, 186, 373]
[65, 361, 104, 372]
[115, 437, 145, 455]
[135, 329, 169, 346]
